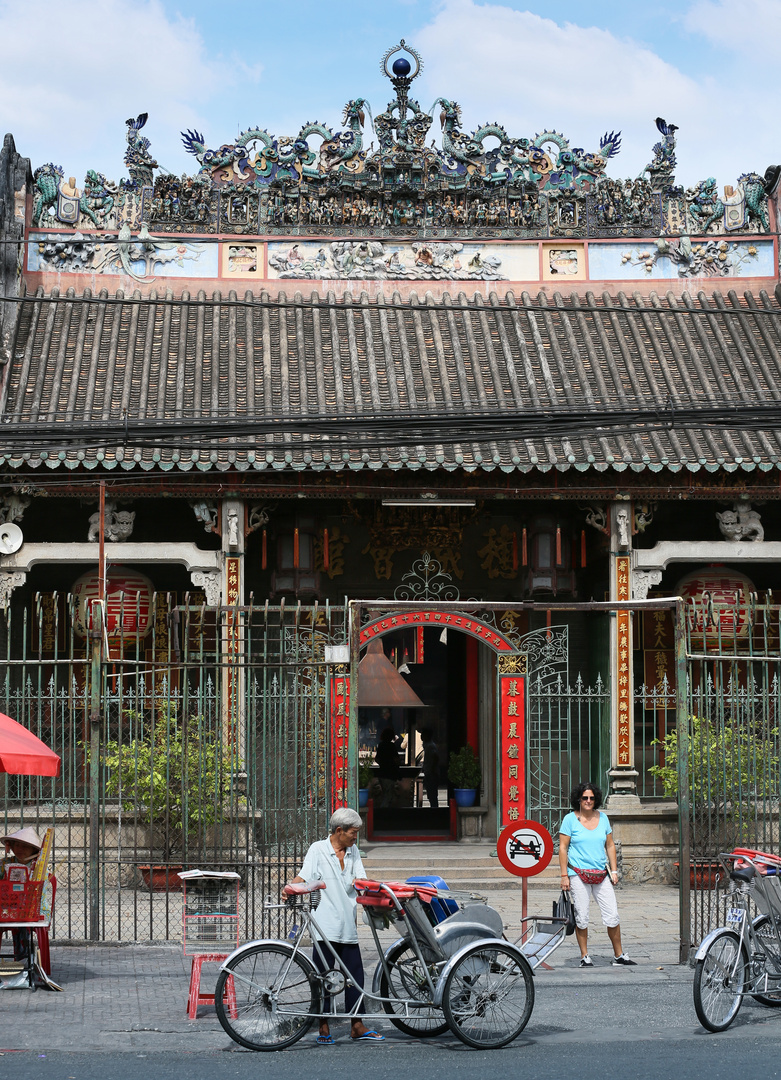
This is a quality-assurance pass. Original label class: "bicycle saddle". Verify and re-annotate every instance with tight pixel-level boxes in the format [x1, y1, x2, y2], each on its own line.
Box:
[730, 865, 756, 883]
[283, 881, 326, 895]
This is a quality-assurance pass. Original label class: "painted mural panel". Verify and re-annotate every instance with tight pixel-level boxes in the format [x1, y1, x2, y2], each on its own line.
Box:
[27, 232, 218, 281]
[267, 240, 540, 281]
[588, 238, 774, 280]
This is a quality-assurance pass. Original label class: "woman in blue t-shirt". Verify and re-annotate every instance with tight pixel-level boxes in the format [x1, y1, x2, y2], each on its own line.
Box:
[558, 782, 636, 968]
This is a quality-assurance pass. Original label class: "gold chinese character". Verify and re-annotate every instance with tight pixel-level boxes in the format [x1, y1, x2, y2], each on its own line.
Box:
[507, 701, 518, 716]
[507, 743, 519, 759]
[508, 785, 519, 801]
[509, 764, 518, 779]
[508, 722, 518, 738]
[508, 680, 518, 696]
[508, 807, 519, 821]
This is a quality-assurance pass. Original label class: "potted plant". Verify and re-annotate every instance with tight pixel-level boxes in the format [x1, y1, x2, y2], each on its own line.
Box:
[95, 708, 232, 889]
[650, 714, 779, 887]
[358, 755, 373, 808]
[447, 745, 481, 808]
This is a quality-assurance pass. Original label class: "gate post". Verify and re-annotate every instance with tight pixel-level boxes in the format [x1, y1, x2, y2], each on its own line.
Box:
[607, 501, 640, 803]
[222, 499, 244, 750]
[675, 599, 691, 963]
[88, 602, 103, 942]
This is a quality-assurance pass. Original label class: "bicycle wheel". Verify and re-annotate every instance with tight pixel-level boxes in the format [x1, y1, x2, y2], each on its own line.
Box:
[750, 916, 781, 1007]
[442, 941, 534, 1049]
[378, 938, 449, 1038]
[693, 929, 748, 1032]
[215, 943, 320, 1051]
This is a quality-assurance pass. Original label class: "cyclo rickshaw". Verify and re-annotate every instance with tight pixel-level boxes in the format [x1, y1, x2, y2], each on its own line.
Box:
[213, 876, 568, 1050]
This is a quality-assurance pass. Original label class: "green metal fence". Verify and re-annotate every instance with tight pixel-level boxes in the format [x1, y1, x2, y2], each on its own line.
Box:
[0, 594, 348, 942]
[682, 599, 781, 950]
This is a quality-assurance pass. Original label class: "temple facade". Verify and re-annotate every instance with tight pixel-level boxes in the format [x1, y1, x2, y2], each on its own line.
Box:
[1, 42, 780, 898]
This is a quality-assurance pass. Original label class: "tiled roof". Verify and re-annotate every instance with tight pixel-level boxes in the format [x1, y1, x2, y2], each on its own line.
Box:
[2, 284, 781, 474]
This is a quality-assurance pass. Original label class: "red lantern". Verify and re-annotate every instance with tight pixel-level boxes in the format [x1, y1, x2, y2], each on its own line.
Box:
[676, 567, 755, 645]
[72, 567, 155, 646]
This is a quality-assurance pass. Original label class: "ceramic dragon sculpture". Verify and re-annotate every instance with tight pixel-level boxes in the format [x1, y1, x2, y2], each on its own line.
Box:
[320, 98, 372, 172]
[181, 98, 372, 182]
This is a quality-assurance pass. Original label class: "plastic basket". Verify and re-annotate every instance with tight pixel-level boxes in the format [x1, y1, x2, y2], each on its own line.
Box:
[182, 879, 240, 956]
[0, 880, 44, 923]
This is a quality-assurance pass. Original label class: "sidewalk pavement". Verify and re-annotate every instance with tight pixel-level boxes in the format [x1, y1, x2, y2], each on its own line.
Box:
[0, 883, 687, 1053]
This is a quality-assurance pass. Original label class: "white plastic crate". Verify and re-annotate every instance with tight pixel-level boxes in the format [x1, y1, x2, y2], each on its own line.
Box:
[179, 871, 240, 956]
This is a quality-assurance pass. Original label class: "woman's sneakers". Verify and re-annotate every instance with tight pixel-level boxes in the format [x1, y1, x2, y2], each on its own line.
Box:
[579, 955, 594, 967]
[612, 953, 637, 966]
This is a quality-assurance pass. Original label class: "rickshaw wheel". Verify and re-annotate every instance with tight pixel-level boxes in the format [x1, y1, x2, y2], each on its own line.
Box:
[442, 941, 534, 1049]
[215, 943, 320, 1051]
[693, 929, 747, 1032]
[379, 938, 449, 1037]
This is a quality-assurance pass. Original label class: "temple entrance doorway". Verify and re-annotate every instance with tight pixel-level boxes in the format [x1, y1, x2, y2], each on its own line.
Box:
[358, 625, 482, 840]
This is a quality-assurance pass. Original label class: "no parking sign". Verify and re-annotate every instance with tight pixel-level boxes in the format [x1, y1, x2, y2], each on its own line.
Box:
[497, 820, 554, 878]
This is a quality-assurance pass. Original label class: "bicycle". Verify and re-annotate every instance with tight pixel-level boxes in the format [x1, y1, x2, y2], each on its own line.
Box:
[693, 848, 781, 1032]
[213, 876, 568, 1051]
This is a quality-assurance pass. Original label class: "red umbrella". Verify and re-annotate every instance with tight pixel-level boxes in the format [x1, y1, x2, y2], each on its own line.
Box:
[0, 712, 61, 777]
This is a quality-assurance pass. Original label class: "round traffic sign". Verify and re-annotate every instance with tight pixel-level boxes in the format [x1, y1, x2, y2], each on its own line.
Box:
[496, 820, 554, 878]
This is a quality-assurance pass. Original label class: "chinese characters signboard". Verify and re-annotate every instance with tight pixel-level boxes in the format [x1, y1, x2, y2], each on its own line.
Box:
[498, 656, 528, 829]
[616, 554, 631, 767]
[225, 556, 241, 744]
[360, 610, 515, 653]
[330, 671, 350, 811]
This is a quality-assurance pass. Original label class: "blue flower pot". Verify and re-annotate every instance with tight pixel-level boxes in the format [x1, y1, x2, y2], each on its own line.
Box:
[358, 788, 369, 808]
[454, 788, 477, 808]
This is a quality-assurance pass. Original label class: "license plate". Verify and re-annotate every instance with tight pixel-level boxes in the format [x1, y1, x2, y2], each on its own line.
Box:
[727, 908, 744, 924]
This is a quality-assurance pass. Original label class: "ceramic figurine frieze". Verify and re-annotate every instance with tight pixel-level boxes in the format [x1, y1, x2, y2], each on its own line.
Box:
[27, 45, 776, 243]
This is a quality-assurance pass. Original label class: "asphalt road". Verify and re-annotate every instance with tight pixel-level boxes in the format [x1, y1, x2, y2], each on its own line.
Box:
[3, 1038, 781, 1080]
[5, 970, 781, 1080]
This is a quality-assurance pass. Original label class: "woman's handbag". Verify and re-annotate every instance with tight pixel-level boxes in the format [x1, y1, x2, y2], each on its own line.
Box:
[569, 864, 608, 886]
[554, 889, 577, 935]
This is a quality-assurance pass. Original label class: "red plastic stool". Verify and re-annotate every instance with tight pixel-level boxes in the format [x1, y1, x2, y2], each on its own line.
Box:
[187, 953, 236, 1019]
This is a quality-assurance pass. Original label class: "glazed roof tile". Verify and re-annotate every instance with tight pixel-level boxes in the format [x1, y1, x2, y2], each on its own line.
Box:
[2, 284, 781, 474]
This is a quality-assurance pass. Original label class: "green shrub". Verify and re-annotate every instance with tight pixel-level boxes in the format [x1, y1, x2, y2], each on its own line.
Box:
[447, 745, 481, 789]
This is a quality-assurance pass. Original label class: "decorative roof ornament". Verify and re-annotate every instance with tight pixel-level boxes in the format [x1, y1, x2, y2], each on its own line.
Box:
[29, 44, 775, 242]
[380, 40, 423, 124]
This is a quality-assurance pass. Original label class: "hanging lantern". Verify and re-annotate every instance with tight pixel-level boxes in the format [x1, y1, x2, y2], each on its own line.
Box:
[72, 567, 155, 644]
[676, 567, 755, 645]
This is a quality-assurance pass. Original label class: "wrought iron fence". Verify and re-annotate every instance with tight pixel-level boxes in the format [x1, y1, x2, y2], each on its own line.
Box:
[683, 600, 781, 949]
[0, 594, 348, 942]
[526, 673, 611, 838]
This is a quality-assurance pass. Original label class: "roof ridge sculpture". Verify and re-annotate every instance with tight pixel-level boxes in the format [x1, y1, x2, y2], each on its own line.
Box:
[28, 42, 779, 242]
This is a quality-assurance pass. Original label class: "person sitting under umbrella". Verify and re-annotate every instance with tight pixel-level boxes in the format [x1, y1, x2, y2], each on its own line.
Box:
[1, 827, 51, 961]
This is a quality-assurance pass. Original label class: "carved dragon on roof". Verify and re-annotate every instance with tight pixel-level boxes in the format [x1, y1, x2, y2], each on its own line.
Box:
[30, 42, 776, 240]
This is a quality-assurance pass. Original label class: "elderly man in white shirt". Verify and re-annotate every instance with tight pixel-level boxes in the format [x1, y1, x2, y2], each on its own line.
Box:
[283, 807, 384, 1043]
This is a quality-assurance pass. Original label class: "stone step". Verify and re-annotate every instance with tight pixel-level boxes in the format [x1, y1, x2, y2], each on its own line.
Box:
[360, 842, 562, 890]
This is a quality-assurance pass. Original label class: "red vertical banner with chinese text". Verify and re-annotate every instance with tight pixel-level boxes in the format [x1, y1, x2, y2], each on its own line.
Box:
[498, 655, 528, 831]
[225, 556, 241, 746]
[615, 554, 631, 767]
[329, 671, 350, 811]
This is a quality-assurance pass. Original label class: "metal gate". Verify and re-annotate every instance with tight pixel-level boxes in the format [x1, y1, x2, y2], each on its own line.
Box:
[0, 595, 348, 942]
[680, 599, 781, 953]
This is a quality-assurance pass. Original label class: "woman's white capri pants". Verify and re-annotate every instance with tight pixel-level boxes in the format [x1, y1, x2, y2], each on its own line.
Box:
[568, 874, 620, 929]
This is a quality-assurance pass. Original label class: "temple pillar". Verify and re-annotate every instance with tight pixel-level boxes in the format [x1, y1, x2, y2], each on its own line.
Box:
[221, 498, 245, 751]
[606, 500, 640, 807]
